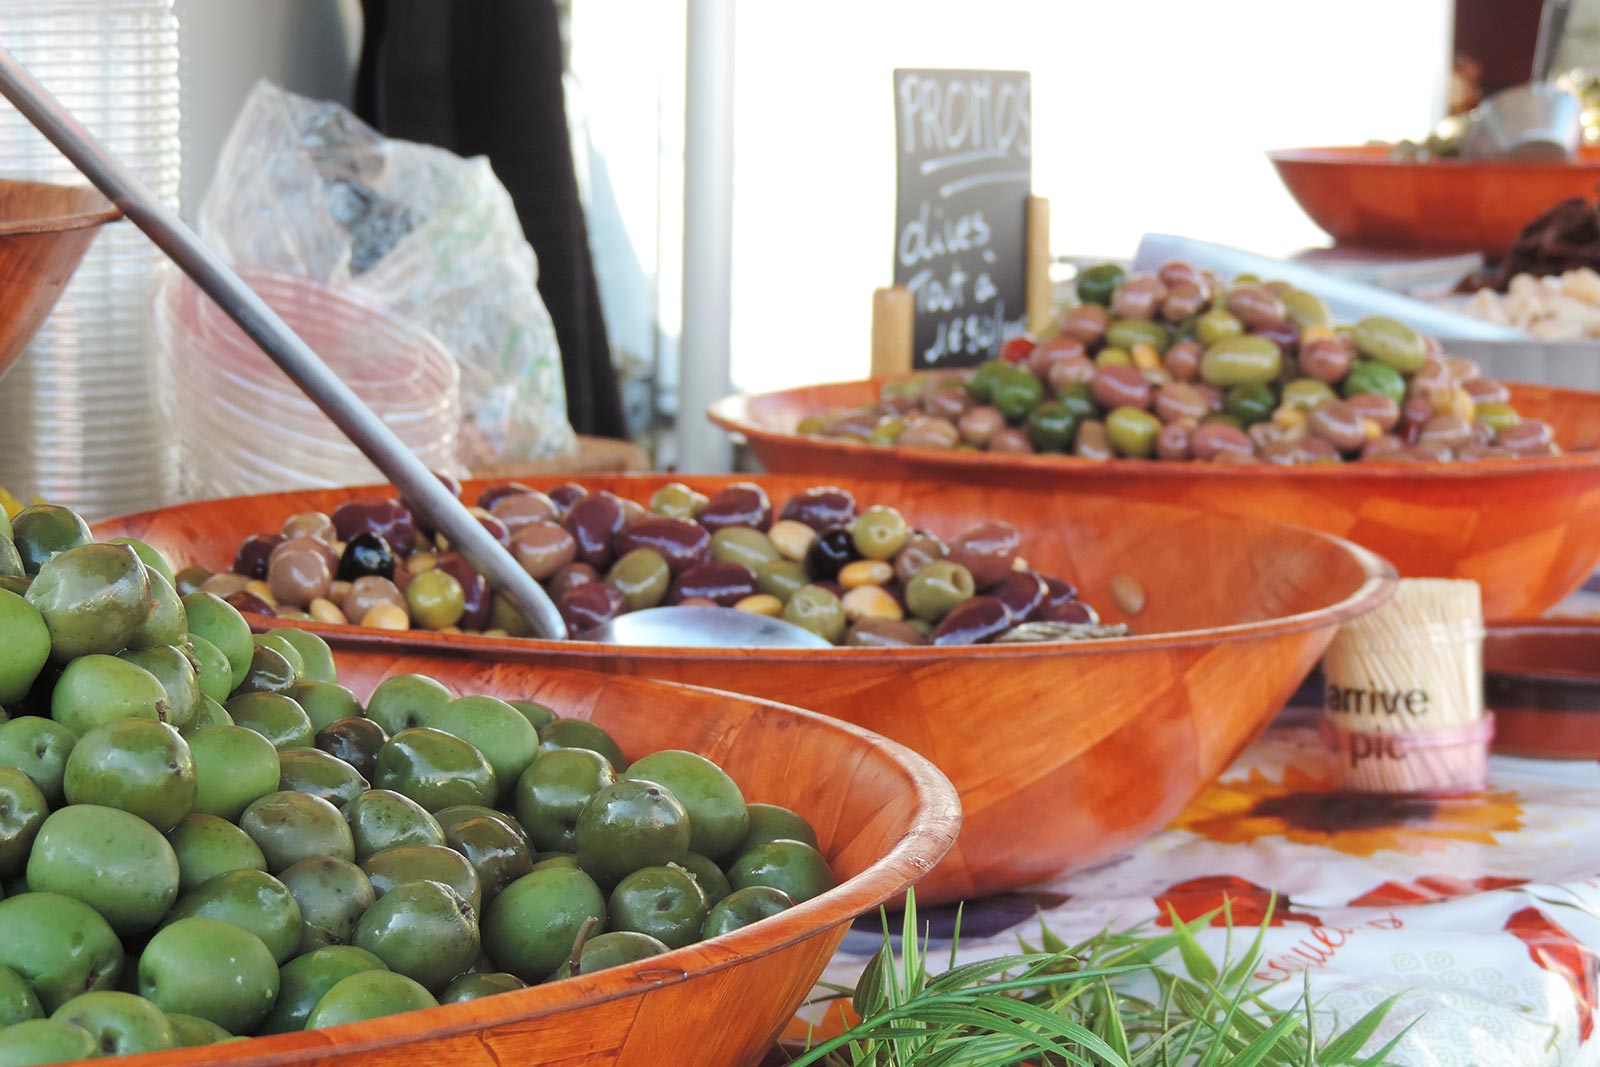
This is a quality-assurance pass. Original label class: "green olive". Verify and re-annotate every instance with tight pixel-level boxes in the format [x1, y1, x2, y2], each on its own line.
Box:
[1352, 315, 1427, 373]
[1280, 289, 1331, 329]
[708, 528, 779, 572]
[1280, 378, 1337, 410]
[1223, 382, 1276, 425]
[1075, 263, 1125, 306]
[1104, 319, 1170, 353]
[1104, 407, 1162, 458]
[647, 483, 707, 519]
[605, 550, 671, 612]
[755, 559, 807, 602]
[405, 570, 465, 631]
[1194, 308, 1245, 346]
[1199, 336, 1282, 386]
[850, 506, 909, 561]
[1341, 360, 1407, 406]
[1475, 402, 1521, 434]
[904, 561, 975, 622]
[1094, 347, 1133, 368]
[781, 585, 846, 644]
[1026, 400, 1079, 453]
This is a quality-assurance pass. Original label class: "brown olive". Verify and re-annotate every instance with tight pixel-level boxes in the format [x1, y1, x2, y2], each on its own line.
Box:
[930, 596, 1011, 644]
[1307, 400, 1368, 453]
[1090, 366, 1152, 411]
[1110, 273, 1166, 320]
[476, 482, 536, 511]
[1400, 391, 1436, 430]
[201, 572, 252, 599]
[1250, 318, 1300, 356]
[697, 482, 773, 533]
[1160, 280, 1207, 322]
[226, 590, 275, 616]
[1046, 355, 1096, 394]
[1156, 419, 1195, 460]
[1028, 335, 1086, 380]
[893, 532, 948, 585]
[779, 486, 858, 532]
[923, 383, 974, 421]
[1410, 356, 1454, 396]
[331, 498, 418, 556]
[510, 521, 577, 580]
[669, 561, 758, 606]
[613, 515, 712, 576]
[986, 428, 1035, 453]
[344, 576, 407, 626]
[549, 562, 601, 598]
[546, 483, 589, 516]
[1190, 422, 1254, 461]
[1498, 418, 1556, 455]
[1259, 438, 1304, 465]
[1224, 286, 1286, 329]
[233, 533, 285, 579]
[267, 537, 335, 607]
[947, 521, 1022, 589]
[1463, 377, 1511, 405]
[1446, 356, 1483, 382]
[1344, 391, 1400, 432]
[1417, 414, 1473, 450]
[1157, 260, 1202, 289]
[490, 491, 559, 534]
[1057, 303, 1109, 346]
[845, 619, 926, 647]
[957, 405, 1006, 446]
[282, 511, 336, 542]
[897, 417, 960, 450]
[1298, 336, 1354, 384]
[1161, 340, 1203, 382]
[1152, 382, 1209, 422]
[1074, 420, 1113, 460]
[315, 716, 389, 780]
[558, 581, 628, 638]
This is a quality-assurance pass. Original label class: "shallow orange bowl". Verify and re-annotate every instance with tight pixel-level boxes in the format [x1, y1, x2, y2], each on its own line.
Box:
[0, 177, 120, 382]
[1267, 144, 1600, 255]
[708, 380, 1600, 620]
[93, 647, 958, 1067]
[97, 474, 1393, 905]
[1484, 618, 1600, 760]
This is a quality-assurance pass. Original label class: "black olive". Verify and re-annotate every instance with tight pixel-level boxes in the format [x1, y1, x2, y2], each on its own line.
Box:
[338, 531, 396, 582]
[804, 526, 858, 582]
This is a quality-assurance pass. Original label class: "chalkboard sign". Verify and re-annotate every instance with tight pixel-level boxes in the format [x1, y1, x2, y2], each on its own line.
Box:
[893, 68, 1032, 370]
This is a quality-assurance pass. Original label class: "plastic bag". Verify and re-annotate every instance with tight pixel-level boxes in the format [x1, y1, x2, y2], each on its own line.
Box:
[199, 80, 577, 463]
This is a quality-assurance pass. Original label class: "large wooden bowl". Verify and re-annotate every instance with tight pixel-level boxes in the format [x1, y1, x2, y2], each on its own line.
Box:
[101, 648, 958, 1067]
[0, 177, 120, 381]
[1267, 145, 1600, 255]
[97, 474, 1393, 904]
[708, 380, 1600, 619]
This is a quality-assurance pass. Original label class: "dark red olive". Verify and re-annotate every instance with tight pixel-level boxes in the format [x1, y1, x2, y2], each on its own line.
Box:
[233, 534, 285, 579]
[892, 532, 948, 585]
[562, 492, 626, 571]
[402, 470, 465, 538]
[612, 516, 712, 576]
[510, 522, 576, 580]
[434, 552, 492, 631]
[546, 483, 589, 517]
[1039, 599, 1099, 625]
[845, 619, 927, 647]
[805, 527, 859, 582]
[697, 482, 773, 533]
[778, 486, 858, 532]
[490, 490, 559, 534]
[472, 511, 512, 550]
[315, 716, 388, 780]
[225, 590, 274, 615]
[331, 498, 418, 556]
[337, 532, 396, 582]
[947, 521, 1022, 589]
[930, 596, 1011, 645]
[1249, 317, 1300, 356]
[549, 562, 600, 598]
[559, 582, 628, 638]
[990, 571, 1046, 623]
[1039, 574, 1078, 610]
[668, 561, 757, 607]
[477, 482, 537, 511]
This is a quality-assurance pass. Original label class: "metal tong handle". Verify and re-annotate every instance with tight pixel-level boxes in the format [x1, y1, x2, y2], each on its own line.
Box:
[0, 44, 568, 641]
[1532, 0, 1574, 84]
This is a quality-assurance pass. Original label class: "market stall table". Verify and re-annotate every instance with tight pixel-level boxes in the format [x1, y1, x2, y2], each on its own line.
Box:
[807, 584, 1600, 1067]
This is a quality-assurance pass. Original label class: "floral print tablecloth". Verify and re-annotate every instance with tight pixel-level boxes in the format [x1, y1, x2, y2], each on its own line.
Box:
[818, 584, 1600, 1066]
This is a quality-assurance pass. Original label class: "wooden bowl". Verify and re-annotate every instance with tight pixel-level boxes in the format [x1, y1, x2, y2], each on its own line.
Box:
[1484, 619, 1600, 759]
[96, 474, 1393, 904]
[102, 647, 958, 1067]
[708, 379, 1600, 620]
[0, 177, 120, 382]
[1267, 145, 1600, 255]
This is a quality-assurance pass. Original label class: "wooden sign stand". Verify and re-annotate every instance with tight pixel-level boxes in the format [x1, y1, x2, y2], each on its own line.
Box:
[872, 195, 1053, 378]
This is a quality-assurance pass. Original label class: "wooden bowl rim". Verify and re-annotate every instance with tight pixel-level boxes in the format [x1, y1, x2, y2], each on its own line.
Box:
[98, 476, 1397, 661]
[97, 662, 962, 1067]
[1485, 617, 1600, 692]
[0, 178, 121, 236]
[1266, 144, 1600, 172]
[708, 378, 1600, 482]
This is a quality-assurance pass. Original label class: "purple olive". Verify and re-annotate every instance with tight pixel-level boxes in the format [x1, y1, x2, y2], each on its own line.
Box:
[1039, 574, 1078, 610]
[805, 527, 859, 582]
[668, 561, 757, 606]
[990, 571, 1047, 623]
[434, 551, 492, 631]
[561, 492, 627, 570]
[1039, 599, 1099, 625]
[403, 469, 465, 538]
[612, 516, 712, 576]
[697, 482, 773, 533]
[477, 482, 537, 511]
[549, 562, 601, 598]
[559, 582, 629, 638]
[337, 532, 396, 582]
[778, 486, 858, 532]
[490, 490, 559, 534]
[331, 498, 418, 556]
[947, 521, 1022, 589]
[546, 483, 590, 517]
[233, 533, 285, 579]
[930, 596, 1011, 645]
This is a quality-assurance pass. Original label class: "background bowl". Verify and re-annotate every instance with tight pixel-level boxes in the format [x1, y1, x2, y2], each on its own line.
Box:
[102, 647, 958, 1067]
[0, 177, 119, 382]
[97, 473, 1393, 904]
[1484, 619, 1600, 759]
[1267, 145, 1600, 255]
[708, 379, 1600, 620]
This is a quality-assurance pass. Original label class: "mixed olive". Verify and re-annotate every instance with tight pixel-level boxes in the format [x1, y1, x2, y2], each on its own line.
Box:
[797, 261, 1561, 465]
[0, 503, 833, 1061]
[181, 480, 1128, 645]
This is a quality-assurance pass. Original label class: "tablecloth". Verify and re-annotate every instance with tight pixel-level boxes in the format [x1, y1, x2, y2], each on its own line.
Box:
[816, 588, 1600, 1066]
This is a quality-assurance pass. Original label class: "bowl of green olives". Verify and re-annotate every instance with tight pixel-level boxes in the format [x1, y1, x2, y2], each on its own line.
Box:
[709, 262, 1600, 619]
[0, 506, 959, 1067]
[96, 473, 1394, 904]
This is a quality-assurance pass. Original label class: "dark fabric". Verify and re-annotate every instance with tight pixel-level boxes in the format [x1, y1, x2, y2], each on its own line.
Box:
[355, 0, 627, 440]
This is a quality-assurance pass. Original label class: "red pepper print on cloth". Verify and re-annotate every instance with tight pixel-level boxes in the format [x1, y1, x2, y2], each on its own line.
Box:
[1349, 874, 1528, 907]
[1506, 906, 1599, 1042]
[1154, 875, 1322, 928]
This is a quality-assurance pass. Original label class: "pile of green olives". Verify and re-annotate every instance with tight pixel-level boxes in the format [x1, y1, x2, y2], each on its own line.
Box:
[0, 504, 833, 1062]
[189, 480, 1119, 645]
[797, 260, 1560, 465]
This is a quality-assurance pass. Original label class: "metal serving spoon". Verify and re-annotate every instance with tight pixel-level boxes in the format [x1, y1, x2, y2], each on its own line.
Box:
[0, 45, 829, 650]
